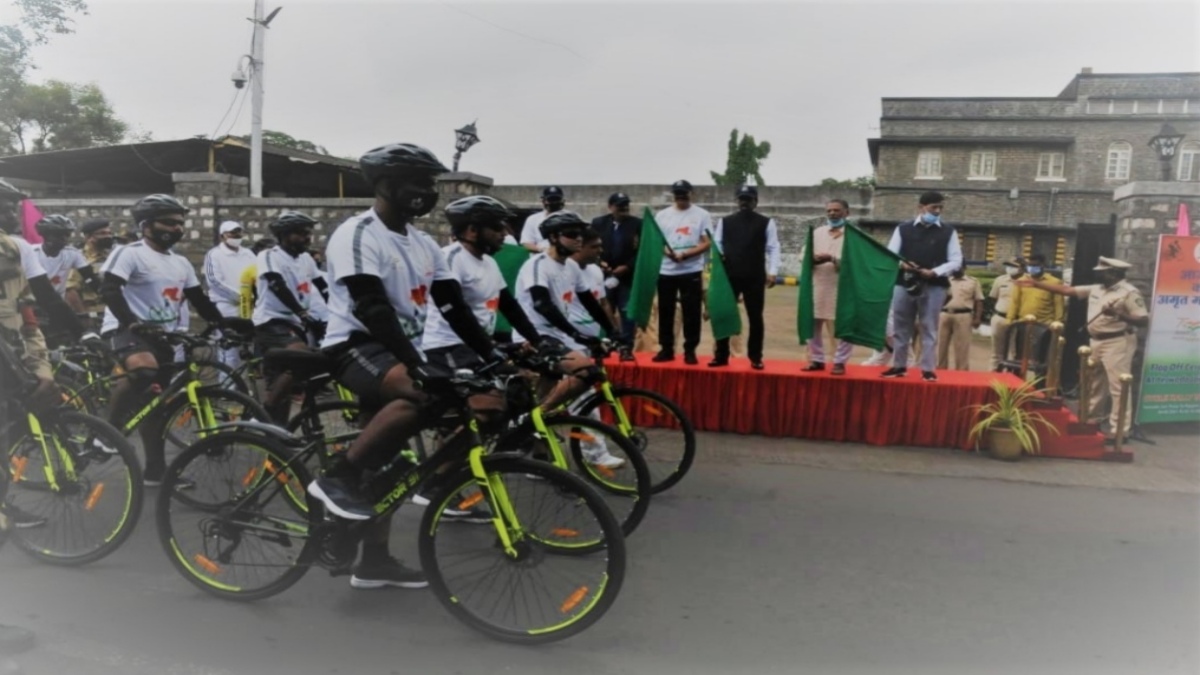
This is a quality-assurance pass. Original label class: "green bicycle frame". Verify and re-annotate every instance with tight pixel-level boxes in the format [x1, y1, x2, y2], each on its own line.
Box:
[16, 413, 78, 492]
[121, 363, 218, 438]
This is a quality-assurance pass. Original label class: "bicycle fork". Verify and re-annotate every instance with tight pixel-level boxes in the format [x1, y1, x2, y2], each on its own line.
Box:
[465, 421, 522, 559]
[16, 413, 77, 492]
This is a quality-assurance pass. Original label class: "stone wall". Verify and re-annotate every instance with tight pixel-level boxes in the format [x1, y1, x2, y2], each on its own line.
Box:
[1113, 181, 1200, 295]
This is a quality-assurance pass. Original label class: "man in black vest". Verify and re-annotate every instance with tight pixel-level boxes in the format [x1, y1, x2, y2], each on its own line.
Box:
[709, 185, 781, 370]
[591, 192, 640, 360]
[881, 191, 963, 382]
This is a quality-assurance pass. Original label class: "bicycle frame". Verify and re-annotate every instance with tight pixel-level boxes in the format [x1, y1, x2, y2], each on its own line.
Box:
[10, 412, 78, 492]
[120, 362, 219, 438]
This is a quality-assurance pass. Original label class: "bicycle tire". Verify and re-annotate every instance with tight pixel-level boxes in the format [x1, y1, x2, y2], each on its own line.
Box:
[575, 387, 696, 493]
[187, 359, 252, 396]
[157, 431, 314, 601]
[5, 411, 143, 566]
[419, 455, 626, 644]
[161, 387, 273, 456]
[493, 414, 651, 538]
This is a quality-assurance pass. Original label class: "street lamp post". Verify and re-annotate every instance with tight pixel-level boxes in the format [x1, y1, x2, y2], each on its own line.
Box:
[1148, 123, 1186, 182]
[452, 121, 480, 173]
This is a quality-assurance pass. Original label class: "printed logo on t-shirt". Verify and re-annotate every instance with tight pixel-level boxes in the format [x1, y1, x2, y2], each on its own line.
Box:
[161, 287, 182, 302]
[50, 275, 62, 286]
[485, 297, 500, 312]
[562, 290, 574, 304]
[411, 285, 428, 306]
[676, 226, 691, 236]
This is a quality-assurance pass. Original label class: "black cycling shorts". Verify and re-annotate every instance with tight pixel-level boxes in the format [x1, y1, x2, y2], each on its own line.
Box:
[326, 340, 402, 412]
[102, 327, 174, 366]
[254, 319, 307, 354]
[424, 344, 484, 373]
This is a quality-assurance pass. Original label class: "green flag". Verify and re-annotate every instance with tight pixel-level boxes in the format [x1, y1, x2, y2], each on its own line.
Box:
[626, 207, 666, 329]
[797, 223, 901, 351]
[707, 245, 743, 341]
[491, 242, 530, 335]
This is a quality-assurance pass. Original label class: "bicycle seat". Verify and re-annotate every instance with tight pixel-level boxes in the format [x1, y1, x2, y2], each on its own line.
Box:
[264, 348, 332, 378]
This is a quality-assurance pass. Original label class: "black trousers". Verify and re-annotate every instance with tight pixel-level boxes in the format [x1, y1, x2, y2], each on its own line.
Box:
[657, 272, 703, 354]
[714, 276, 766, 361]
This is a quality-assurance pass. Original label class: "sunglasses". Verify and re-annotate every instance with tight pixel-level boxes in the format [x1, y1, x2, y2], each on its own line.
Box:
[156, 219, 186, 227]
[558, 230, 584, 240]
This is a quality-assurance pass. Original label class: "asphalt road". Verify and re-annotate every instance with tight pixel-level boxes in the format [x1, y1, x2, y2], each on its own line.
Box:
[2, 458, 1197, 675]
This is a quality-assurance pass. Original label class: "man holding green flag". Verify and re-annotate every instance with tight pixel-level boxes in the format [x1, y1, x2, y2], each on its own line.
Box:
[710, 185, 778, 370]
[650, 180, 711, 365]
[798, 208, 902, 364]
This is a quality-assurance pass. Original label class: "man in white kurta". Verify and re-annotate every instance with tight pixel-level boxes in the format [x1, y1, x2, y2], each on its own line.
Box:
[803, 200, 855, 375]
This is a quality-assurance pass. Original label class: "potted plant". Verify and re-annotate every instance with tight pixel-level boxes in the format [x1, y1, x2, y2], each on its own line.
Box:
[967, 379, 1059, 461]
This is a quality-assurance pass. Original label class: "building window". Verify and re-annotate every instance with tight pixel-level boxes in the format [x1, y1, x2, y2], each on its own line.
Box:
[1179, 142, 1200, 181]
[1105, 142, 1132, 180]
[1037, 152, 1066, 180]
[1112, 100, 1135, 114]
[915, 150, 942, 178]
[961, 232, 989, 263]
[969, 151, 997, 179]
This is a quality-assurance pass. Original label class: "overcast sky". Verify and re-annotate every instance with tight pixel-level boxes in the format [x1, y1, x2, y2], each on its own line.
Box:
[5, 0, 1200, 186]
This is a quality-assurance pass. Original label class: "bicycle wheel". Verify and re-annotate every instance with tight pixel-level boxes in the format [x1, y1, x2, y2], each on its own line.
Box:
[161, 387, 273, 459]
[191, 359, 252, 395]
[157, 431, 314, 601]
[420, 455, 625, 644]
[5, 411, 143, 566]
[575, 387, 696, 493]
[494, 414, 651, 538]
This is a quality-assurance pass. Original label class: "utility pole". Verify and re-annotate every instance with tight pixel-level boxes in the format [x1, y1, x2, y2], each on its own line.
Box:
[249, 0, 266, 198]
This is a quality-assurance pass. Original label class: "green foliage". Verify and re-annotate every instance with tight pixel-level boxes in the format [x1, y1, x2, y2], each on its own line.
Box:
[967, 379, 1059, 455]
[820, 176, 875, 190]
[3, 79, 127, 153]
[239, 130, 328, 155]
[710, 128, 771, 187]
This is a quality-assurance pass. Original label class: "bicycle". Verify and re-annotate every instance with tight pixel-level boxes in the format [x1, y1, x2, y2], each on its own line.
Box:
[156, 355, 626, 643]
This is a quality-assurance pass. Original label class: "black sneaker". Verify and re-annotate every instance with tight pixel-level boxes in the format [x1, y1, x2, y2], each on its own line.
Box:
[618, 346, 636, 362]
[6, 505, 47, 530]
[651, 350, 675, 363]
[683, 352, 698, 365]
[880, 367, 907, 378]
[707, 357, 728, 368]
[350, 556, 429, 589]
[308, 476, 374, 521]
[922, 371, 938, 382]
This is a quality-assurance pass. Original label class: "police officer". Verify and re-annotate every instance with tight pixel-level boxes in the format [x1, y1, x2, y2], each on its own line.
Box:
[936, 267, 983, 371]
[989, 257, 1023, 371]
[68, 218, 117, 330]
[1017, 256, 1149, 442]
[519, 186, 567, 252]
[591, 192, 640, 360]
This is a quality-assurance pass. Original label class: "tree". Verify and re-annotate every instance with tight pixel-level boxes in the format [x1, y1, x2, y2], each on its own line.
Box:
[710, 128, 771, 187]
[5, 79, 126, 153]
[819, 176, 876, 190]
[240, 129, 328, 155]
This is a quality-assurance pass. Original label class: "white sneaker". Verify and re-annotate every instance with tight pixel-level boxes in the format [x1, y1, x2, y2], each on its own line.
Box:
[585, 451, 627, 470]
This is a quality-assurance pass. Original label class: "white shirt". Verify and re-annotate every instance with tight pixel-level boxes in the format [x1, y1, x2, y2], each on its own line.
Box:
[713, 216, 782, 277]
[656, 205, 712, 276]
[32, 244, 87, 296]
[322, 209, 454, 350]
[11, 236, 47, 279]
[886, 218, 963, 278]
[513, 252, 591, 349]
[422, 242, 507, 351]
[568, 263, 606, 338]
[519, 210, 552, 251]
[204, 243, 257, 311]
[99, 240, 199, 333]
[253, 247, 328, 328]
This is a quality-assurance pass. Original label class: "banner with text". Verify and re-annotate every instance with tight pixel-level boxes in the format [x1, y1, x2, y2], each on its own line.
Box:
[1138, 235, 1200, 423]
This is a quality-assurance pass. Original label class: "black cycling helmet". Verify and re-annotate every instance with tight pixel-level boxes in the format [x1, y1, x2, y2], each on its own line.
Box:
[35, 214, 75, 237]
[269, 210, 318, 238]
[538, 211, 588, 239]
[0, 178, 26, 203]
[131, 194, 189, 224]
[445, 196, 512, 237]
[359, 143, 449, 186]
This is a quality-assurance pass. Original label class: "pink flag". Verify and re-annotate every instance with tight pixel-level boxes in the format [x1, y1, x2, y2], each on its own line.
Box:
[20, 199, 44, 244]
[1176, 203, 1191, 237]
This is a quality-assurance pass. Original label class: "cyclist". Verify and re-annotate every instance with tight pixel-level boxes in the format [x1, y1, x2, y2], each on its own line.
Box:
[203, 221, 257, 367]
[512, 212, 621, 430]
[31, 214, 98, 341]
[98, 194, 234, 486]
[252, 212, 329, 423]
[67, 218, 117, 330]
[307, 143, 506, 589]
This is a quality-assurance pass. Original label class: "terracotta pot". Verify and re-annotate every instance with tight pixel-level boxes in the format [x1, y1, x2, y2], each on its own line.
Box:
[986, 427, 1024, 462]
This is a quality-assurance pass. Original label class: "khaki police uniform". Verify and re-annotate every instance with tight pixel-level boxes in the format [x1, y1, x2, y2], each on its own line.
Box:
[989, 264, 1021, 370]
[0, 232, 52, 384]
[67, 240, 108, 326]
[937, 274, 983, 371]
[1075, 257, 1147, 438]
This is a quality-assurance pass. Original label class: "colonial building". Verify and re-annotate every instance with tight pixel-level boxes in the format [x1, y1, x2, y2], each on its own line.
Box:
[865, 69, 1200, 275]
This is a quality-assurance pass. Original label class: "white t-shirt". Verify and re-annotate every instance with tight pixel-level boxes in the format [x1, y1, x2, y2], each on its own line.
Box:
[514, 252, 591, 349]
[656, 205, 712, 276]
[568, 263, 606, 338]
[519, 211, 551, 251]
[11, 236, 47, 279]
[422, 242, 507, 351]
[322, 209, 454, 350]
[253, 247, 328, 328]
[32, 244, 87, 296]
[99, 240, 199, 333]
[204, 244, 257, 312]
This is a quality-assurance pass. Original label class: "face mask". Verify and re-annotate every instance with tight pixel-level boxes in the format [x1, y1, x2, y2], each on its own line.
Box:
[225, 237, 243, 249]
[828, 218, 846, 228]
[920, 212, 939, 225]
[1004, 266, 1019, 276]
[388, 180, 439, 218]
[545, 201, 564, 213]
[94, 237, 114, 251]
[151, 227, 184, 248]
[1027, 266, 1043, 276]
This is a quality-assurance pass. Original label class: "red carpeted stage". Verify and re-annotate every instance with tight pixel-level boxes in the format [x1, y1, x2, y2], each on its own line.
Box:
[604, 355, 1115, 459]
